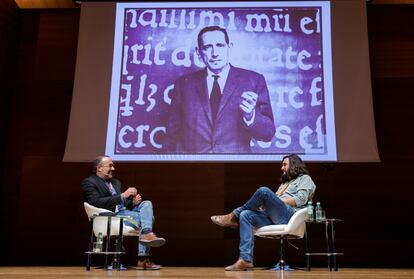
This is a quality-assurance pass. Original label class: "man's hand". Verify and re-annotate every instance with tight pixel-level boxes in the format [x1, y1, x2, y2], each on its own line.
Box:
[240, 91, 258, 121]
[122, 187, 137, 199]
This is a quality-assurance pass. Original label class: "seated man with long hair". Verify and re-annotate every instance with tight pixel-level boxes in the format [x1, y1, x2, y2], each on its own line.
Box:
[211, 154, 316, 271]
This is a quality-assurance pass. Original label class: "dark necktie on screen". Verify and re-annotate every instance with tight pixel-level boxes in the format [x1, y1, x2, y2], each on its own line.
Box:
[210, 75, 221, 122]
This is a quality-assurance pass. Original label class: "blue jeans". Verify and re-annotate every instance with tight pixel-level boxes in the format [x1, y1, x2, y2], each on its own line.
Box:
[233, 187, 295, 262]
[117, 200, 154, 256]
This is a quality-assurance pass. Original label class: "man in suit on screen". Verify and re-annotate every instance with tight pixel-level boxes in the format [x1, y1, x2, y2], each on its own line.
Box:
[165, 26, 275, 153]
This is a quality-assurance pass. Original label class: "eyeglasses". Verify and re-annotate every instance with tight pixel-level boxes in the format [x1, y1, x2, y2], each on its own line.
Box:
[100, 164, 115, 169]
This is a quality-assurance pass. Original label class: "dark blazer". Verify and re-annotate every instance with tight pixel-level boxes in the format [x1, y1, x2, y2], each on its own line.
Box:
[81, 174, 133, 212]
[165, 65, 275, 153]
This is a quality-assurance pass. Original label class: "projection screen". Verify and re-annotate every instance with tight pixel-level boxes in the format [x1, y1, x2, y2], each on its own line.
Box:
[64, 0, 380, 162]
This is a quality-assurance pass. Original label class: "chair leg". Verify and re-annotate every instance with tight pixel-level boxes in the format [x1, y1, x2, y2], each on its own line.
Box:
[86, 218, 94, 271]
[271, 237, 294, 271]
[108, 217, 127, 271]
[107, 238, 127, 271]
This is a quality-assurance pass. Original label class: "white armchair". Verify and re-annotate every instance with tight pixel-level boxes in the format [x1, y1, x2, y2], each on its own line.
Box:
[83, 202, 139, 270]
[84, 202, 139, 237]
[255, 208, 308, 270]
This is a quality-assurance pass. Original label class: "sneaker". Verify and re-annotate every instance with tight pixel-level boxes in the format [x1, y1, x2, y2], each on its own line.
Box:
[136, 259, 162, 270]
[139, 232, 166, 247]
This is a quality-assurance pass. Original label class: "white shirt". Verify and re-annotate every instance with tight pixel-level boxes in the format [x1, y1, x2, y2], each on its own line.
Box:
[205, 64, 255, 126]
[206, 64, 230, 99]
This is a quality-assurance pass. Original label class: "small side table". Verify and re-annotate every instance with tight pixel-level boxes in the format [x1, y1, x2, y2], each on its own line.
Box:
[85, 215, 126, 271]
[305, 218, 343, 271]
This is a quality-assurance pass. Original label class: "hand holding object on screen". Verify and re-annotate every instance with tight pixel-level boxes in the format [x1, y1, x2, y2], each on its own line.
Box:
[240, 91, 258, 121]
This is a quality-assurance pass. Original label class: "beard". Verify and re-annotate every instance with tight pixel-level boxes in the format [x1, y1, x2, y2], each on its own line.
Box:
[104, 172, 113, 180]
[281, 171, 290, 183]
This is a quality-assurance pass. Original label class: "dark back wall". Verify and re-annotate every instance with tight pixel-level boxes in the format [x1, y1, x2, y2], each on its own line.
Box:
[0, 3, 413, 267]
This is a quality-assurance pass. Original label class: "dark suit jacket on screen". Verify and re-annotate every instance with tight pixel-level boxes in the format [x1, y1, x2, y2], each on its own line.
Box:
[81, 174, 133, 212]
[165, 65, 275, 153]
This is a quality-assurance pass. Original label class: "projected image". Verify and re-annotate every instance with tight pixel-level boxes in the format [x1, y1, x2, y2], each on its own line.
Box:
[106, 1, 336, 161]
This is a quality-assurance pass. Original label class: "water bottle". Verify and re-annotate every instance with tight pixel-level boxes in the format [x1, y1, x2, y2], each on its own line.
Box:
[315, 202, 322, 221]
[307, 201, 314, 221]
[95, 232, 103, 252]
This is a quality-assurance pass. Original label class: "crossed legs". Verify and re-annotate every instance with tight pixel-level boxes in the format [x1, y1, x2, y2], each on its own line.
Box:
[211, 186, 295, 270]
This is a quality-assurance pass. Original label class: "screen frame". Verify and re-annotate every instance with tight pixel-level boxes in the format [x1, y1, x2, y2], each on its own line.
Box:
[105, 1, 336, 162]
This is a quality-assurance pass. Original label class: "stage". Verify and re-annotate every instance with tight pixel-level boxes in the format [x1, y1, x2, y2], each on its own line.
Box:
[0, 267, 413, 279]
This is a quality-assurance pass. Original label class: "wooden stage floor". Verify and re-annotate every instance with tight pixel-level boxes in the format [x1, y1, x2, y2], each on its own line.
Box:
[1, 267, 413, 279]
